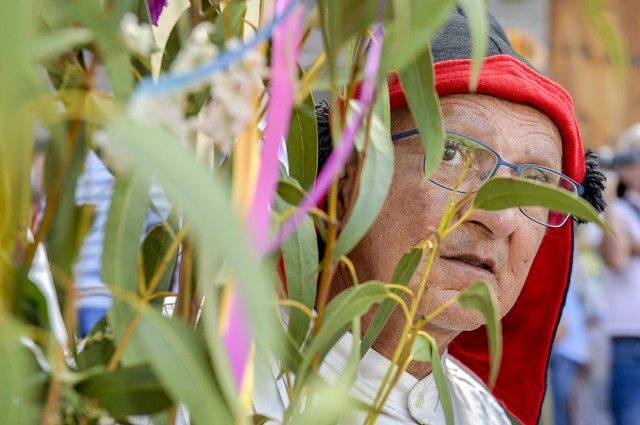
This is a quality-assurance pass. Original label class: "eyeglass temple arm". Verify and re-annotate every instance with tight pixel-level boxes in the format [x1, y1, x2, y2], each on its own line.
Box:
[391, 128, 420, 142]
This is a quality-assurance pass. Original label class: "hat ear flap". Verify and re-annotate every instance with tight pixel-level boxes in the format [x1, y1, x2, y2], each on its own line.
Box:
[578, 148, 606, 222]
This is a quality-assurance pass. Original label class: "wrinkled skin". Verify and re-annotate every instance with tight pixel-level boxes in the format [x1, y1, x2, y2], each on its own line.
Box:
[332, 93, 563, 377]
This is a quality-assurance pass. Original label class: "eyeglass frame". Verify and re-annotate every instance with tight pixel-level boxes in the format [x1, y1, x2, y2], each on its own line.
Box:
[390, 128, 585, 227]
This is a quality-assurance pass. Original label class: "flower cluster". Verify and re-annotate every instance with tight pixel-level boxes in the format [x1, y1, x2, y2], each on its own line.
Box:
[104, 18, 269, 160]
[194, 38, 268, 153]
[119, 13, 155, 57]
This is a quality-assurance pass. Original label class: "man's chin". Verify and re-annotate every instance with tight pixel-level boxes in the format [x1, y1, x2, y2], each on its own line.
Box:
[423, 289, 486, 332]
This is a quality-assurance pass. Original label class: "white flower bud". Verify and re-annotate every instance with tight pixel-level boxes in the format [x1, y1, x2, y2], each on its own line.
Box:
[127, 93, 189, 142]
[119, 13, 155, 57]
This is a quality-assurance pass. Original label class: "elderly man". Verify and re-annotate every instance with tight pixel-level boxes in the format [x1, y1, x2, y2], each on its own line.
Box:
[255, 9, 604, 425]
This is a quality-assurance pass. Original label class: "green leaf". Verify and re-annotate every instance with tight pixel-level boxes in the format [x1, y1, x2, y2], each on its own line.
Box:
[334, 107, 394, 258]
[286, 93, 318, 191]
[379, 1, 455, 74]
[296, 282, 389, 386]
[279, 198, 319, 347]
[398, 45, 444, 178]
[45, 124, 90, 309]
[473, 177, 607, 229]
[457, 0, 488, 90]
[76, 317, 115, 370]
[137, 305, 233, 425]
[75, 364, 171, 418]
[457, 280, 502, 387]
[142, 224, 178, 305]
[361, 245, 424, 356]
[289, 320, 361, 425]
[277, 179, 306, 207]
[113, 117, 281, 367]
[211, 0, 247, 48]
[317, 0, 390, 82]
[73, 0, 133, 98]
[31, 28, 94, 61]
[0, 323, 33, 425]
[102, 172, 150, 365]
[14, 271, 51, 332]
[411, 333, 454, 425]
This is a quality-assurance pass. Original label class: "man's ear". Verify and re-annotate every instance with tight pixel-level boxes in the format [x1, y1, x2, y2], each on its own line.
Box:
[337, 156, 358, 222]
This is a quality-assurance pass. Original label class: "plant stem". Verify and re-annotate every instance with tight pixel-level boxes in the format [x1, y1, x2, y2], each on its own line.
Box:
[175, 239, 194, 322]
[365, 238, 440, 424]
[106, 226, 188, 370]
[312, 179, 340, 336]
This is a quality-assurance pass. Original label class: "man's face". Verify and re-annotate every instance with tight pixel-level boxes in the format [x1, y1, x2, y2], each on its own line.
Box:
[342, 94, 563, 339]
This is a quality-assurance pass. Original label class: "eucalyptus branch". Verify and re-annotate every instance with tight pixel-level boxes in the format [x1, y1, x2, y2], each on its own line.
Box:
[365, 238, 440, 424]
[297, 52, 326, 102]
[107, 226, 189, 371]
[383, 283, 415, 298]
[175, 240, 194, 322]
[383, 293, 412, 325]
[311, 179, 340, 338]
[25, 55, 99, 267]
[277, 299, 314, 319]
[338, 255, 359, 287]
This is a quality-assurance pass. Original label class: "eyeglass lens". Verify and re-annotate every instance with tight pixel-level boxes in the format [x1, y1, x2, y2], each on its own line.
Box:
[429, 134, 576, 228]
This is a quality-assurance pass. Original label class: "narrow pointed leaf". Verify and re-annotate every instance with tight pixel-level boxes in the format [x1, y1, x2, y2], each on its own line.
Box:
[398, 46, 444, 178]
[286, 93, 318, 191]
[102, 172, 150, 365]
[457, 0, 488, 90]
[277, 180, 306, 206]
[379, 0, 455, 74]
[361, 245, 424, 356]
[473, 177, 607, 229]
[0, 323, 33, 425]
[457, 280, 502, 387]
[411, 333, 454, 425]
[277, 197, 318, 347]
[296, 282, 389, 385]
[334, 107, 394, 258]
[289, 320, 361, 425]
[142, 224, 178, 306]
[75, 364, 171, 417]
[31, 28, 94, 61]
[113, 118, 280, 361]
[137, 306, 233, 425]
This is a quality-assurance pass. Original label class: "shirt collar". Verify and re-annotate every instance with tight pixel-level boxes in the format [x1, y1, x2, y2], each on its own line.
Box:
[322, 332, 447, 423]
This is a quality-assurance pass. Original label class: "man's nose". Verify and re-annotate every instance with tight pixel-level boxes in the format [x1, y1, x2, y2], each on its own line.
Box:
[457, 166, 519, 239]
[463, 206, 519, 239]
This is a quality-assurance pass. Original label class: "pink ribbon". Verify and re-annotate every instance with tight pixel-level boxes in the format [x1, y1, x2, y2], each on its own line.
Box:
[223, 0, 303, 389]
[270, 25, 384, 250]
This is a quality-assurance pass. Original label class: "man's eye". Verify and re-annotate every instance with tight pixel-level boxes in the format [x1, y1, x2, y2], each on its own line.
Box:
[442, 141, 468, 164]
[443, 145, 458, 161]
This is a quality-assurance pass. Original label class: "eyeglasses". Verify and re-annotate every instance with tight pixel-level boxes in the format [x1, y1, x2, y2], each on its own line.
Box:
[391, 129, 585, 228]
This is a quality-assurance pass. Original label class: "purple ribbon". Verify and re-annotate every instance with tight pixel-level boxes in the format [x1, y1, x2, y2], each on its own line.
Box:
[148, 0, 168, 26]
[269, 25, 384, 251]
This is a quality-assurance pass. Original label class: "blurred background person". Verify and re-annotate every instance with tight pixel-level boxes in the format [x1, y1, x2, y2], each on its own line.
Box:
[599, 123, 640, 425]
[550, 265, 590, 425]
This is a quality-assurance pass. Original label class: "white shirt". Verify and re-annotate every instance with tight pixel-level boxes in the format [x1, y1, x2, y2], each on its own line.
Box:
[253, 333, 510, 424]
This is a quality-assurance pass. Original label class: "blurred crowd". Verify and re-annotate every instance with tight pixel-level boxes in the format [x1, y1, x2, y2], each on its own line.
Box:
[545, 124, 640, 425]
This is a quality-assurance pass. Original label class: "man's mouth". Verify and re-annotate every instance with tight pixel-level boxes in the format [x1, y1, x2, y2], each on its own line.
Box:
[440, 254, 496, 276]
